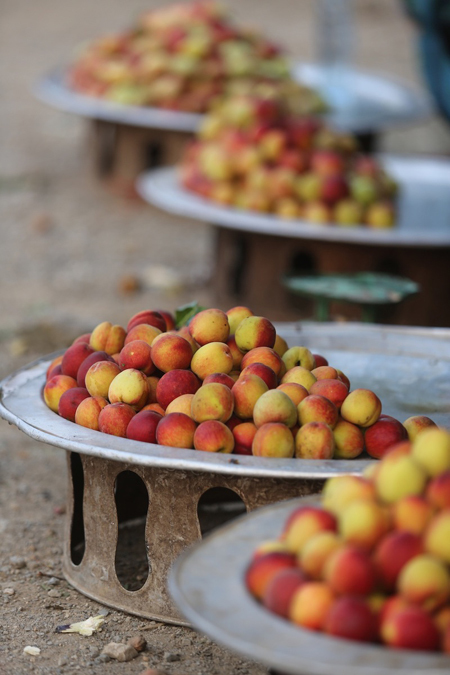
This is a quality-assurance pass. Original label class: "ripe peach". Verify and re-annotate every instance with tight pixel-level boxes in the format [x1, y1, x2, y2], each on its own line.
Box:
[232, 422, 257, 455]
[276, 382, 308, 406]
[235, 316, 276, 352]
[295, 421, 335, 459]
[299, 531, 341, 580]
[190, 382, 234, 423]
[312, 353, 328, 367]
[58, 387, 90, 422]
[126, 410, 162, 443]
[46, 355, 63, 380]
[226, 306, 253, 334]
[156, 412, 196, 449]
[89, 321, 126, 355]
[282, 346, 315, 371]
[232, 373, 268, 419]
[177, 325, 199, 354]
[398, 554, 450, 612]
[108, 368, 149, 411]
[127, 309, 166, 333]
[411, 426, 450, 477]
[142, 402, 165, 416]
[273, 334, 289, 357]
[188, 308, 230, 345]
[311, 366, 338, 380]
[98, 402, 136, 437]
[245, 551, 297, 601]
[43, 374, 78, 413]
[203, 372, 235, 389]
[165, 393, 195, 417]
[262, 568, 307, 618]
[392, 495, 434, 534]
[339, 499, 389, 551]
[381, 605, 440, 651]
[74, 395, 108, 430]
[322, 475, 376, 516]
[253, 390, 297, 428]
[124, 323, 161, 347]
[281, 366, 317, 391]
[289, 582, 335, 630]
[150, 333, 192, 372]
[340, 388, 381, 427]
[193, 420, 234, 453]
[336, 369, 350, 389]
[375, 452, 427, 504]
[297, 394, 338, 428]
[156, 309, 175, 331]
[364, 414, 407, 459]
[424, 510, 450, 564]
[156, 369, 200, 410]
[332, 418, 365, 459]
[282, 506, 337, 555]
[403, 415, 437, 441]
[118, 340, 154, 375]
[239, 363, 277, 390]
[72, 332, 91, 345]
[252, 423, 295, 458]
[61, 342, 95, 380]
[225, 334, 244, 369]
[324, 597, 376, 643]
[324, 544, 376, 596]
[146, 375, 159, 404]
[309, 378, 348, 409]
[374, 531, 424, 591]
[240, 346, 283, 376]
[76, 350, 115, 388]
[190, 342, 233, 380]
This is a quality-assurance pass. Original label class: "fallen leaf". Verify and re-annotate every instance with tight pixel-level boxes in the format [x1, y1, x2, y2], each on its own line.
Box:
[55, 614, 105, 636]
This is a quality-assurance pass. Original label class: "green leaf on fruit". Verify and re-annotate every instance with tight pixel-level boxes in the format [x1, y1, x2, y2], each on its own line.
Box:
[175, 301, 206, 328]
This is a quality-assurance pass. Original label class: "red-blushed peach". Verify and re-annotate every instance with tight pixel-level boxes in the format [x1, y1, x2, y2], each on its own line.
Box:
[156, 309, 175, 331]
[239, 363, 277, 390]
[374, 451, 427, 504]
[398, 554, 450, 611]
[299, 531, 341, 580]
[411, 426, 450, 477]
[190, 342, 233, 380]
[47, 363, 62, 381]
[118, 339, 154, 375]
[98, 402, 136, 437]
[313, 353, 328, 367]
[225, 334, 244, 369]
[282, 505, 337, 555]
[127, 309, 166, 333]
[124, 323, 162, 347]
[311, 366, 338, 380]
[378, 595, 411, 627]
[309, 378, 349, 410]
[226, 414, 242, 432]
[165, 393, 195, 417]
[332, 418, 365, 459]
[89, 321, 126, 355]
[72, 332, 91, 345]
[58, 387, 90, 422]
[156, 412, 196, 448]
[188, 308, 230, 345]
[288, 582, 335, 630]
[232, 373, 268, 419]
[340, 388, 382, 427]
[262, 568, 307, 618]
[232, 421, 257, 455]
[193, 420, 234, 453]
[426, 471, 450, 510]
[322, 475, 376, 516]
[374, 531, 424, 591]
[253, 390, 298, 428]
[146, 375, 160, 404]
[253, 539, 291, 558]
[392, 495, 434, 534]
[339, 498, 390, 551]
[126, 410, 162, 443]
[324, 544, 376, 596]
[297, 394, 338, 428]
[108, 368, 149, 411]
[235, 316, 276, 352]
[156, 369, 200, 410]
[46, 355, 63, 380]
[276, 382, 308, 407]
[61, 342, 95, 380]
[424, 509, 450, 564]
[244, 551, 297, 601]
[150, 333, 192, 372]
[364, 414, 408, 460]
[324, 597, 377, 643]
[336, 369, 350, 389]
[381, 605, 440, 651]
[43, 374, 78, 413]
[190, 382, 234, 423]
[240, 347, 283, 377]
[226, 305, 254, 334]
[141, 402, 165, 416]
[403, 415, 437, 441]
[74, 395, 108, 430]
[177, 325, 199, 354]
[295, 421, 335, 459]
[435, 606, 450, 634]
[252, 423, 295, 458]
[203, 372, 235, 389]
[282, 346, 316, 371]
[281, 366, 317, 391]
[76, 350, 115, 388]
[273, 334, 289, 357]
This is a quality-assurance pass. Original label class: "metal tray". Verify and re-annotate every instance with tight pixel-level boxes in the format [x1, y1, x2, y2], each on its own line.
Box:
[169, 495, 450, 675]
[136, 155, 450, 248]
[1, 323, 449, 478]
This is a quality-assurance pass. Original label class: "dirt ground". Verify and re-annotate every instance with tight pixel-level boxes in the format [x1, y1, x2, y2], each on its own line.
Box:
[1, 1, 450, 674]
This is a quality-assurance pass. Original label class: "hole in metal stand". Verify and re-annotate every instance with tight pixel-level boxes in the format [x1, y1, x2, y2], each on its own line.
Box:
[197, 487, 247, 537]
[70, 453, 85, 566]
[114, 470, 150, 591]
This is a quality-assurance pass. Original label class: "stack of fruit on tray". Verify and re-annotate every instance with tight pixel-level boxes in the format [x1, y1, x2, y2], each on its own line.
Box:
[68, 1, 324, 115]
[245, 426, 450, 653]
[43, 304, 434, 459]
[180, 94, 399, 226]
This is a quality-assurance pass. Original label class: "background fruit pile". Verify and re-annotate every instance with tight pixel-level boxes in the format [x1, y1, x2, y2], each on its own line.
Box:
[180, 94, 398, 226]
[245, 427, 450, 653]
[42, 305, 434, 459]
[69, 0, 324, 114]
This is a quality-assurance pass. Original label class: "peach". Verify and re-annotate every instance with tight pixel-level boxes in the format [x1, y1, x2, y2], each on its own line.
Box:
[322, 475, 376, 516]
[108, 368, 149, 411]
[98, 402, 135, 437]
[89, 321, 126, 355]
[398, 554, 450, 611]
[262, 568, 307, 618]
[118, 340, 154, 375]
[253, 390, 297, 428]
[312, 353, 328, 367]
[193, 420, 234, 453]
[375, 452, 427, 504]
[282, 346, 316, 371]
[76, 350, 116, 388]
[127, 309, 166, 333]
[226, 305, 253, 334]
[288, 582, 335, 630]
[146, 375, 160, 404]
[240, 346, 283, 376]
[72, 332, 91, 345]
[276, 382, 308, 407]
[232, 421, 257, 455]
[190, 342, 233, 380]
[74, 395, 108, 430]
[156, 369, 200, 410]
[124, 323, 161, 347]
[177, 325, 199, 353]
[364, 414, 407, 459]
[324, 597, 376, 643]
[126, 409, 162, 443]
[58, 387, 90, 422]
[340, 388, 381, 427]
[156, 412, 196, 448]
[381, 605, 440, 651]
[374, 531, 424, 591]
[403, 415, 437, 441]
[392, 495, 434, 534]
[411, 426, 450, 477]
[61, 342, 95, 380]
[239, 363, 277, 390]
[339, 499, 389, 551]
[191, 382, 234, 423]
[297, 394, 338, 428]
[424, 510, 450, 564]
[336, 369, 350, 389]
[165, 393, 195, 417]
[203, 372, 235, 389]
[232, 373, 268, 419]
[324, 544, 376, 596]
[281, 366, 317, 391]
[253, 540, 290, 558]
[435, 606, 450, 634]
[46, 362, 62, 380]
[225, 334, 244, 369]
[299, 530, 341, 580]
[273, 334, 289, 357]
[156, 309, 175, 331]
[150, 333, 192, 372]
[46, 355, 63, 380]
[235, 316, 276, 352]
[252, 423, 295, 458]
[295, 421, 335, 459]
[142, 402, 165, 416]
[333, 418, 365, 459]
[43, 374, 78, 413]
[188, 308, 230, 345]
[426, 470, 450, 510]
[282, 506, 337, 555]
[309, 378, 348, 410]
[311, 366, 338, 380]
[245, 551, 297, 601]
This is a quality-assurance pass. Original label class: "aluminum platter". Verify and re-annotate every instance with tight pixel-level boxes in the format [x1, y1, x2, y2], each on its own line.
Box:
[169, 495, 450, 675]
[1, 323, 449, 478]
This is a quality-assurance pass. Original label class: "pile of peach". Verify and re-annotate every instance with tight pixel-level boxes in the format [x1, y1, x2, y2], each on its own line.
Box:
[245, 427, 450, 652]
[180, 94, 398, 227]
[43, 306, 433, 458]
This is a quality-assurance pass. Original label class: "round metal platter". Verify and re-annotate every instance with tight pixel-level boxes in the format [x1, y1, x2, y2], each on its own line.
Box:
[1, 323, 449, 478]
[168, 495, 450, 675]
[136, 155, 450, 248]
